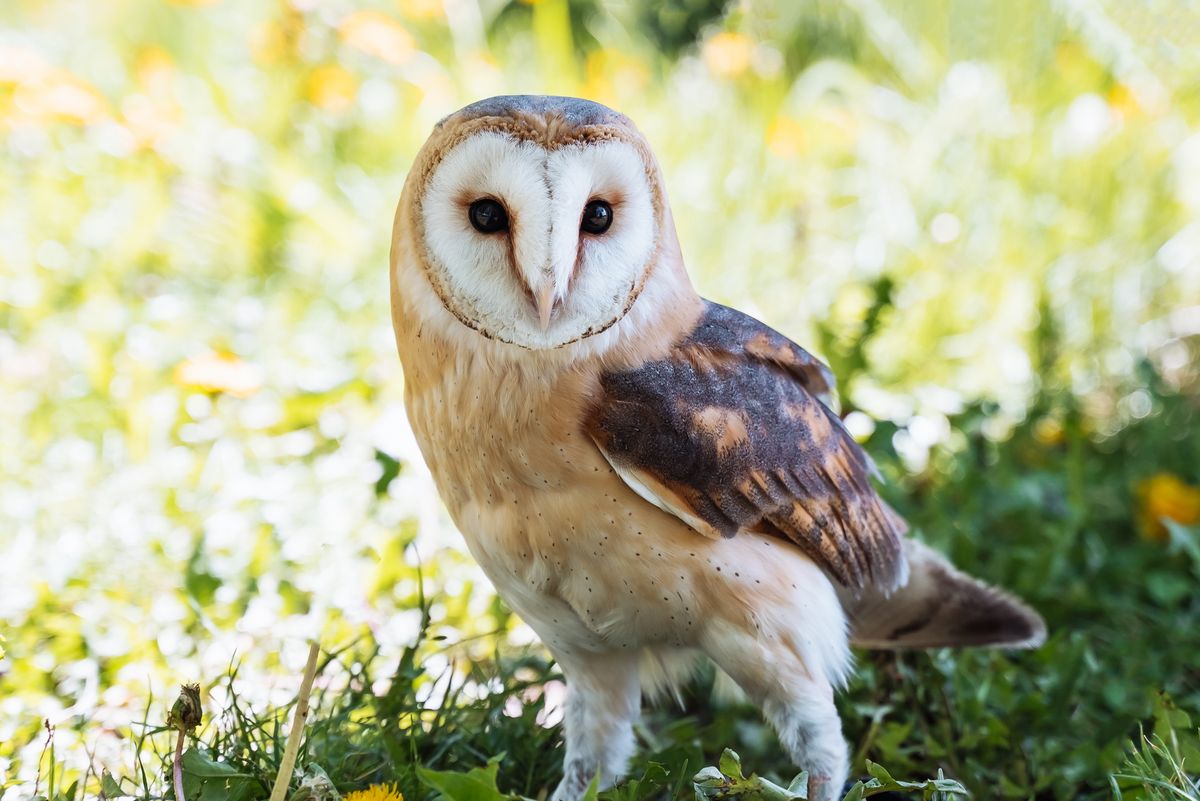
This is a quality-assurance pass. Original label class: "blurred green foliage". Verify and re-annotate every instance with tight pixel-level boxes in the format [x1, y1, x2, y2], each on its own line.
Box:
[1, 0, 1199, 799]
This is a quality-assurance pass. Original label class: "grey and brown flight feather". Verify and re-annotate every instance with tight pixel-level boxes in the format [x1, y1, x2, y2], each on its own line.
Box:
[587, 300, 908, 592]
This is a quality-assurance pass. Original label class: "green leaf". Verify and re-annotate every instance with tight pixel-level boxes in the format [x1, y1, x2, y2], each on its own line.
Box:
[692, 771, 725, 799]
[579, 772, 602, 801]
[930, 778, 969, 792]
[840, 783, 864, 801]
[864, 762, 894, 784]
[181, 749, 253, 779]
[694, 753, 807, 801]
[100, 771, 122, 799]
[1152, 692, 1200, 767]
[373, 449, 402, 496]
[418, 758, 512, 801]
[290, 764, 341, 801]
[180, 749, 260, 801]
[1164, 520, 1200, 570]
[600, 762, 670, 801]
[718, 749, 744, 781]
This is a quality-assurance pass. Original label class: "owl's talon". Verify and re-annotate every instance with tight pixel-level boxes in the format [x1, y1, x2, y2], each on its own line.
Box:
[807, 775, 836, 801]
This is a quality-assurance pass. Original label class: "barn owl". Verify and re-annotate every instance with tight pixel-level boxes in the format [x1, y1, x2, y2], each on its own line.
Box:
[389, 95, 1045, 801]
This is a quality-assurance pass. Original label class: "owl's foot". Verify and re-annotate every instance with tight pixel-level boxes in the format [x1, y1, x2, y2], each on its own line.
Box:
[548, 763, 592, 801]
[700, 621, 850, 801]
[550, 651, 641, 801]
[806, 774, 838, 801]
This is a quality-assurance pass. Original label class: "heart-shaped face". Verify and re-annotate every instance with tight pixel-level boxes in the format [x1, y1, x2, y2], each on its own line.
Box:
[405, 100, 661, 350]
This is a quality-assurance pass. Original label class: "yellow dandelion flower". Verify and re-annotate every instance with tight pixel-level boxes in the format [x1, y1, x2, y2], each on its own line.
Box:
[339, 11, 416, 66]
[397, 0, 444, 20]
[121, 46, 183, 146]
[344, 783, 404, 801]
[1135, 473, 1200, 543]
[0, 44, 52, 85]
[766, 116, 807, 159]
[0, 46, 106, 127]
[136, 47, 176, 91]
[702, 32, 754, 79]
[581, 49, 648, 106]
[173, 352, 262, 398]
[1033, 417, 1066, 447]
[250, 20, 291, 65]
[1107, 82, 1140, 120]
[13, 69, 108, 126]
[308, 64, 358, 114]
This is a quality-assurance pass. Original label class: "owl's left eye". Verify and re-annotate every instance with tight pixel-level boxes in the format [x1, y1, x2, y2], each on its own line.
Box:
[580, 200, 613, 234]
[469, 199, 509, 233]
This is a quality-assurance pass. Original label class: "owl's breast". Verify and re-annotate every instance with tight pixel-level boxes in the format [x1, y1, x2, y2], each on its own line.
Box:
[396, 345, 721, 653]
[401, 352, 600, 506]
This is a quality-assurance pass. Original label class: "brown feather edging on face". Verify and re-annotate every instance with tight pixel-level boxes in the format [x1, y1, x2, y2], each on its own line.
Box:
[397, 97, 670, 350]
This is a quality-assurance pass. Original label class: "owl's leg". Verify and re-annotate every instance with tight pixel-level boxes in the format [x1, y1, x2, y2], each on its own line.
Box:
[760, 681, 848, 801]
[549, 650, 641, 801]
[702, 621, 850, 801]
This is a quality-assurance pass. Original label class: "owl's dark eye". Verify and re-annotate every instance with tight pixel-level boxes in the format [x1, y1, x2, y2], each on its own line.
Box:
[580, 200, 613, 234]
[469, 199, 508, 233]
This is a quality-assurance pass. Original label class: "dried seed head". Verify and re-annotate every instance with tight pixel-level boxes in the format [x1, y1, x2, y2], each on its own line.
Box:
[168, 682, 203, 734]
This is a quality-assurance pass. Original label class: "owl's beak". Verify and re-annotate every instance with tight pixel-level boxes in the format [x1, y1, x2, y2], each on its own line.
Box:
[534, 278, 558, 332]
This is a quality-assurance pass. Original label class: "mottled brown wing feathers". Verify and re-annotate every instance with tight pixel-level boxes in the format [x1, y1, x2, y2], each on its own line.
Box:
[586, 300, 906, 591]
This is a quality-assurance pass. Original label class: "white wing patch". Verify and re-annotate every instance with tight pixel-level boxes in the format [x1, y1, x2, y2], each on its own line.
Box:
[600, 450, 723, 540]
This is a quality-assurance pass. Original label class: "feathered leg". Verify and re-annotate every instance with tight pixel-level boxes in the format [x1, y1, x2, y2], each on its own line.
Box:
[761, 683, 848, 801]
[549, 650, 641, 801]
[706, 632, 848, 800]
[700, 566, 852, 801]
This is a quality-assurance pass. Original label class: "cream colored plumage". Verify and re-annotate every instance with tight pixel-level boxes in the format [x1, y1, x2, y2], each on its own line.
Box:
[390, 95, 1044, 801]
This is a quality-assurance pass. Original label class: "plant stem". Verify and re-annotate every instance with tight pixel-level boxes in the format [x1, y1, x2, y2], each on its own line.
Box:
[268, 641, 321, 801]
[174, 728, 186, 801]
[34, 721, 53, 800]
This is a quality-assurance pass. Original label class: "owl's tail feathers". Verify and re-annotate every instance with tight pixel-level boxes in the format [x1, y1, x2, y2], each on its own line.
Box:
[842, 539, 1046, 650]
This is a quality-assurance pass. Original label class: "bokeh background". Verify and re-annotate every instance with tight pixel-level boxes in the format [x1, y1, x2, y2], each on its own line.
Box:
[2, 0, 1200, 799]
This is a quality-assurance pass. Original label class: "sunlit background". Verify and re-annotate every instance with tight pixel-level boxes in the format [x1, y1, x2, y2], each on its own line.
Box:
[2, 0, 1199, 798]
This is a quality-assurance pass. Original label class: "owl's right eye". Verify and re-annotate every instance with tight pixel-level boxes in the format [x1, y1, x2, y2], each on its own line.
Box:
[468, 199, 509, 233]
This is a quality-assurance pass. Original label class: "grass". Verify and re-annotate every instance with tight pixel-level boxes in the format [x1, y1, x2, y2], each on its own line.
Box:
[4, 1, 1200, 799]
[20, 368, 1199, 801]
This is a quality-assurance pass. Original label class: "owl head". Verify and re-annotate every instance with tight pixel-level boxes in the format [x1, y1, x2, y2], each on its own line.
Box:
[391, 95, 693, 356]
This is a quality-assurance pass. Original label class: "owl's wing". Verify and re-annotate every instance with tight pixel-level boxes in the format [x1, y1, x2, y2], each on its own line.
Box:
[585, 300, 906, 591]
